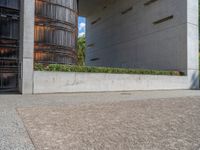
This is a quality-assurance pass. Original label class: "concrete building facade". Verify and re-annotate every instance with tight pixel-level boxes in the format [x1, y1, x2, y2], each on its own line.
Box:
[0, 0, 199, 94]
[81, 0, 198, 74]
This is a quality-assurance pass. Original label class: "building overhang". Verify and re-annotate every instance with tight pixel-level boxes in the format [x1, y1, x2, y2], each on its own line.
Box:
[78, 0, 102, 16]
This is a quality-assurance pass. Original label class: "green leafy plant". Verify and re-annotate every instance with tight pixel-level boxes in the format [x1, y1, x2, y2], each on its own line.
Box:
[77, 36, 86, 66]
[34, 63, 184, 76]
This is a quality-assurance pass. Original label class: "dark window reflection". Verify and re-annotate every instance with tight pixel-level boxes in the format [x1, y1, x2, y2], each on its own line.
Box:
[0, 0, 19, 91]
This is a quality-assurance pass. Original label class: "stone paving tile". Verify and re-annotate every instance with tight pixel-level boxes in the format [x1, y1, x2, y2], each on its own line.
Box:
[0, 109, 35, 150]
[17, 97, 200, 150]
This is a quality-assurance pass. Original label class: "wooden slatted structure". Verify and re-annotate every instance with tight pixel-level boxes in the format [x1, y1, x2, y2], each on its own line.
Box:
[34, 0, 78, 65]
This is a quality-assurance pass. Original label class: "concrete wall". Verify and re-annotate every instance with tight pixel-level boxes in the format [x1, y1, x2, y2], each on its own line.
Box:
[85, 0, 191, 73]
[17, 0, 199, 94]
[19, 0, 35, 94]
[33, 71, 192, 94]
[187, 0, 199, 89]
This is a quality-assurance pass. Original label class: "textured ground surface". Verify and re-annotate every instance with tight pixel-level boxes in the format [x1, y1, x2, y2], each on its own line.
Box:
[17, 97, 200, 150]
[1, 90, 200, 150]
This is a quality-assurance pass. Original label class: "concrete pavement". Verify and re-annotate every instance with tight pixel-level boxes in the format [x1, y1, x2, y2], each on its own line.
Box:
[1, 90, 200, 149]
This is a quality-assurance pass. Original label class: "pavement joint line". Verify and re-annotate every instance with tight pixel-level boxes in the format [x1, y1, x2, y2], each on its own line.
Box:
[16, 108, 36, 150]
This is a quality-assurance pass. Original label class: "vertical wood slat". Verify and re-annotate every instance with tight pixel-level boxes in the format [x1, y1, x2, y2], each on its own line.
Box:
[34, 0, 78, 64]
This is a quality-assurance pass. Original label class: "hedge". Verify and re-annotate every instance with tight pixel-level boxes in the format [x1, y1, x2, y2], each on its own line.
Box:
[34, 63, 184, 76]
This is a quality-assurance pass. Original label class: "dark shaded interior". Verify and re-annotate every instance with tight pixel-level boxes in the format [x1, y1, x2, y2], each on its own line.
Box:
[0, 0, 20, 92]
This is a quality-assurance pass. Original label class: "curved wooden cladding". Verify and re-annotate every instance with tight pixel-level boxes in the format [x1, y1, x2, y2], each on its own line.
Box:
[34, 0, 78, 65]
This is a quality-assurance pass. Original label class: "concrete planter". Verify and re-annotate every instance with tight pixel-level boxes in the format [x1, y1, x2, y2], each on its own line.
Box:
[33, 71, 192, 94]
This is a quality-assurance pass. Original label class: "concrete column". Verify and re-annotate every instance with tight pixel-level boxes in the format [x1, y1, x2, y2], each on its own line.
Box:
[187, 0, 199, 89]
[19, 0, 35, 94]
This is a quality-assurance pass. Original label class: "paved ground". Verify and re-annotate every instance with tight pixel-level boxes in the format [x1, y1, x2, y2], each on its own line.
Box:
[1, 90, 200, 150]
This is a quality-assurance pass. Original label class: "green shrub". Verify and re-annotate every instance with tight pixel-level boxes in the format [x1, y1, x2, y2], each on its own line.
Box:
[34, 63, 184, 76]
